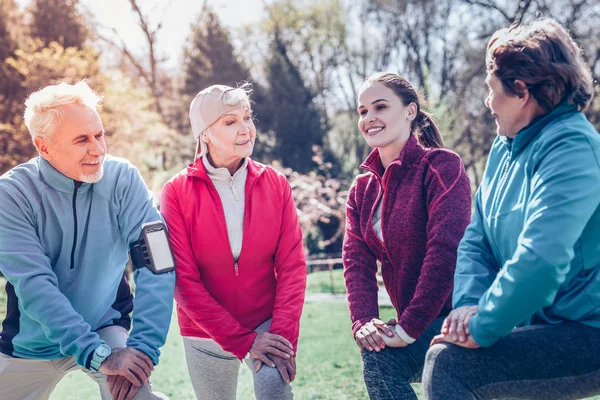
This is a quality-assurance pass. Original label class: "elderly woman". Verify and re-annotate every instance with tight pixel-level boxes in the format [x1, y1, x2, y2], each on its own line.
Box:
[160, 84, 306, 400]
[422, 19, 600, 399]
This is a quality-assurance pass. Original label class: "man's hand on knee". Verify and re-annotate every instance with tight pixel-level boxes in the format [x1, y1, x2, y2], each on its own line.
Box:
[108, 374, 140, 400]
[99, 348, 154, 386]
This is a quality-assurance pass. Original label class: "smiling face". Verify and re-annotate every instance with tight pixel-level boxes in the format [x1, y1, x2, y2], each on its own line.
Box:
[357, 82, 416, 152]
[34, 103, 106, 183]
[204, 105, 256, 167]
[484, 74, 528, 138]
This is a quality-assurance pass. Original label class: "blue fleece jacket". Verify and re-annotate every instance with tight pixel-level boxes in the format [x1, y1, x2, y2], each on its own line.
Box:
[453, 103, 600, 347]
[0, 155, 175, 367]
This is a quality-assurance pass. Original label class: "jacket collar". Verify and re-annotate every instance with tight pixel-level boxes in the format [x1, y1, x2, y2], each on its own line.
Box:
[360, 134, 425, 178]
[38, 157, 93, 195]
[499, 101, 578, 155]
[186, 156, 266, 191]
[202, 155, 248, 186]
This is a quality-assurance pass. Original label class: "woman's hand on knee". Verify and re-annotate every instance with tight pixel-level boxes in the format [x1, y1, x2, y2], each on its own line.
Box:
[372, 318, 408, 348]
[442, 306, 478, 343]
[430, 333, 480, 349]
[355, 320, 387, 352]
[249, 332, 294, 368]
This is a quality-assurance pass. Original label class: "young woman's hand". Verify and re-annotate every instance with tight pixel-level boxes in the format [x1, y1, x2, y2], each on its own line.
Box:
[355, 318, 395, 351]
[372, 318, 408, 348]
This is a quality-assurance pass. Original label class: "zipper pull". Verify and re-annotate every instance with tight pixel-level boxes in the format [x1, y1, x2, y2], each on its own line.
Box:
[234, 262, 239, 276]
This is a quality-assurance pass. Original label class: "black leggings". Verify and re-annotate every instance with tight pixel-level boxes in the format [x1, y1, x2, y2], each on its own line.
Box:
[361, 318, 443, 400]
[422, 322, 600, 399]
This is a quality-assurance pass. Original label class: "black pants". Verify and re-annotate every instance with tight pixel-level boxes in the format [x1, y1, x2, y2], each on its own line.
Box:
[361, 318, 443, 400]
[422, 322, 600, 399]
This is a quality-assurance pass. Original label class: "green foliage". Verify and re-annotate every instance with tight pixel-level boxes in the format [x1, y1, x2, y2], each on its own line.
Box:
[266, 31, 326, 173]
[100, 72, 192, 192]
[29, 0, 88, 49]
[181, 7, 251, 97]
[325, 110, 371, 179]
[0, 39, 101, 173]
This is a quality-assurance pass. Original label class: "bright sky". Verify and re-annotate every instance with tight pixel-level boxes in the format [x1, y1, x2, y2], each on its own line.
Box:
[16, 0, 265, 69]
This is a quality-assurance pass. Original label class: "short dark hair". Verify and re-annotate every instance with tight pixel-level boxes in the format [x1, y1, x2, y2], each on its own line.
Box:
[486, 18, 594, 112]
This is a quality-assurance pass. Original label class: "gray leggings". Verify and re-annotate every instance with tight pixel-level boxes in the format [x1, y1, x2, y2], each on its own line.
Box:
[182, 319, 293, 400]
[422, 322, 600, 399]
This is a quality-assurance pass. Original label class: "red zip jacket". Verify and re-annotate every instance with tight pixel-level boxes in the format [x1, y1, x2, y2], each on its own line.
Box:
[160, 157, 306, 359]
[343, 135, 471, 339]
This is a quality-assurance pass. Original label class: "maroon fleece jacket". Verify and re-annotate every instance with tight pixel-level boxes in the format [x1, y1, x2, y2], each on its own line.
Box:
[343, 135, 472, 339]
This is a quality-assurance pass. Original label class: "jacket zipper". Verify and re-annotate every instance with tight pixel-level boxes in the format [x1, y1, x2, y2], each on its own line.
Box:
[501, 152, 512, 183]
[207, 180, 248, 319]
[368, 161, 400, 257]
[367, 162, 402, 298]
[70, 181, 82, 270]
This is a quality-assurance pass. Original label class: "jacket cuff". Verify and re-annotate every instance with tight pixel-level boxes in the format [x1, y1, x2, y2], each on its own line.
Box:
[453, 299, 480, 309]
[394, 324, 416, 344]
[468, 315, 501, 347]
[396, 311, 427, 340]
[234, 331, 258, 360]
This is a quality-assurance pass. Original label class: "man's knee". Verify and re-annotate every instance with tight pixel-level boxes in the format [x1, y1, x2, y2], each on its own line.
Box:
[130, 382, 169, 400]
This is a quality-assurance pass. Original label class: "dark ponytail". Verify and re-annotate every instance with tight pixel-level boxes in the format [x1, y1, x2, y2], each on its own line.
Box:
[361, 72, 445, 149]
[414, 109, 444, 149]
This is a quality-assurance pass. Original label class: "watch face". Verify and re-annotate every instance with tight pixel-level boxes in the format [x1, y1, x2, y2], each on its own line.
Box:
[97, 345, 111, 357]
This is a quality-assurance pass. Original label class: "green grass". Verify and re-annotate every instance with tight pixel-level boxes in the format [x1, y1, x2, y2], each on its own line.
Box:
[2, 275, 599, 400]
[1, 276, 390, 399]
[46, 302, 396, 400]
[306, 268, 346, 294]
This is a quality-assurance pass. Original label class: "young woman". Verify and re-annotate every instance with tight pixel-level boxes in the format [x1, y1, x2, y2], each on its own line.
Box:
[160, 84, 306, 400]
[423, 18, 600, 400]
[343, 72, 472, 399]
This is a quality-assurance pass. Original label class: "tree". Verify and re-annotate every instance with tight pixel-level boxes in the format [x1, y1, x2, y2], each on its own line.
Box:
[0, 40, 101, 174]
[179, 6, 272, 137]
[0, 0, 25, 174]
[266, 30, 326, 173]
[29, 0, 88, 49]
[181, 8, 251, 99]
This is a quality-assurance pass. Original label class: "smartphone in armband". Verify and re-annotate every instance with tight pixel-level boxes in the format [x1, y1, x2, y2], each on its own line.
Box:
[130, 221, 175, 274]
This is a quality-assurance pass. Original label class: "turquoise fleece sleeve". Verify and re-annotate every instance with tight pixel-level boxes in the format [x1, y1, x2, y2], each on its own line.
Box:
[0, 184, 103, 367]
[470, 129, 600, 347]
[453, 188, 500, 309]
[116, 164, 175, 365]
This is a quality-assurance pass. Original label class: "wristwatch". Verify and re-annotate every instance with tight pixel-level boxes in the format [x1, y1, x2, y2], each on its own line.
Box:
[90, 343, 112, 372]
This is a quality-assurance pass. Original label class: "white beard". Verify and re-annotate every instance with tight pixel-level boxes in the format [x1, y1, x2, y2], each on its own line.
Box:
[79, 164, 104, 183]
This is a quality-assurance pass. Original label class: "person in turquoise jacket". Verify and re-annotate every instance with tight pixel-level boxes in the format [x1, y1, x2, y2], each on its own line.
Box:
[422, 18, 600, 399]
[0, 81, 175, 400]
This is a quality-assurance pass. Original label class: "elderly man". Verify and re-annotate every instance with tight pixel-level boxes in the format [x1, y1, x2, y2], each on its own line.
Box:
[0, 81, 175, 400]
